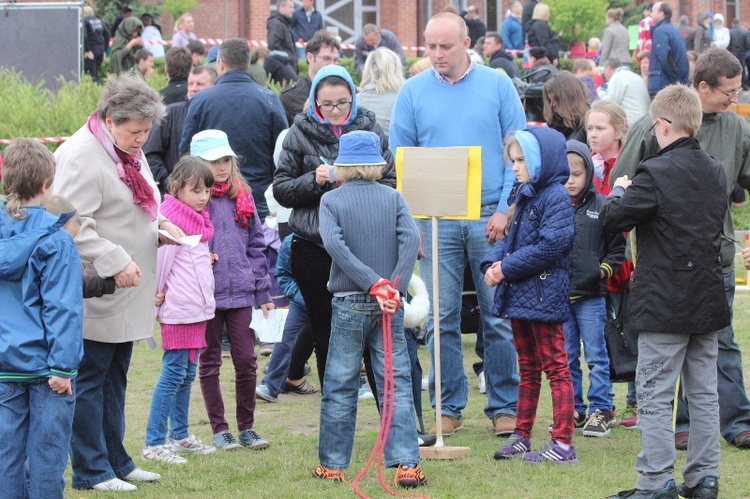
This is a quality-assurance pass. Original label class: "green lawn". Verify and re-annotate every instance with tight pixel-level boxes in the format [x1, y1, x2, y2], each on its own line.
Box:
[65, 292, 750, 498]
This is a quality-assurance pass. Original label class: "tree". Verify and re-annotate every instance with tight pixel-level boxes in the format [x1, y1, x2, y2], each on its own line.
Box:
[546, 0, 608, 50]
[161, 0, 199, 22]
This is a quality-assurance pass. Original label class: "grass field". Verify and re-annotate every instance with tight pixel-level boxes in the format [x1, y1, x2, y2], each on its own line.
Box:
[64, 292, 750, 498]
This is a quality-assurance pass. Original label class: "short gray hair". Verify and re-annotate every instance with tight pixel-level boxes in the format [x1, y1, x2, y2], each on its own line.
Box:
[363, 23, 380, 35]
[218, 38, 250, 71]
[97, 73, 165, 125]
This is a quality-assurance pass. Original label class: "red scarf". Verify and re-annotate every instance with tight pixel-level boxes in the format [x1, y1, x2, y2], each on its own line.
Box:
[211, 179, 255, 227]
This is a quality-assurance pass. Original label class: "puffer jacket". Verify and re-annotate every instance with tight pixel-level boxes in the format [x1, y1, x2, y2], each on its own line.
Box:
[480, 127, 575, 323]
[273, 65, 395, 244]
[565, 140, 625, 297]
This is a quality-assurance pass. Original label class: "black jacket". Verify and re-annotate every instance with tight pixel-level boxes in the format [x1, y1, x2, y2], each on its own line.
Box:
[527, 20, 560, 61]
[266, 13, 298, 74]
[600, 137, 730, 335]
[280, 75, 312, 126]
[521, 0, 538, 41]
[82, 271, 116, 299]
[159, 79, 188, 106]
[83, 15, 110, 56]
[729, 27, 750, 61]
[489, 49, 520, 79]
[566, 140, 625, 297]
[145, 101, 189, 197]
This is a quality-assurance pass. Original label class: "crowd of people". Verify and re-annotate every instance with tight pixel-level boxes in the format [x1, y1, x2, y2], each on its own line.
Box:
[5, 2, 750, 498]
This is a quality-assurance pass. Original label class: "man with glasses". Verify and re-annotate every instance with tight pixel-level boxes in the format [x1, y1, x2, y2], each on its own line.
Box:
[647, 2, 689, 97]
[613, 47, 750, 452]
[280, 30, 341, 126]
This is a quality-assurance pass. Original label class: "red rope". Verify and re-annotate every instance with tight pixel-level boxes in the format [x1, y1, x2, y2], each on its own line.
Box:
[352, 278, 429, 499]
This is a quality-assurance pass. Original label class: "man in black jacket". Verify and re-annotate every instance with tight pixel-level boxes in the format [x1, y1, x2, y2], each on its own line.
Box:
[266, 0, 299, 84]
[461, 4, 486, 48]
[728, 18, 750, 88]
[483, 32, 519, 79]
[159, 48, 192, 106]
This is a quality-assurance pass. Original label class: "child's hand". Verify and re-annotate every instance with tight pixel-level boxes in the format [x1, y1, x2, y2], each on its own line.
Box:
[260, 301, 275, 319]
[155, 292, 165, 306]
[114, 261, 142, 288]
[211, 253, 219, 265]
[486, 212, 508, 243]
[484, 261, 504, 287]
[48, 376, 73, 395]
[613, 176, 632, 190]
[159, 220, 186, 246]
[743, 246, 750, 270]
[371, 282, 400, 314]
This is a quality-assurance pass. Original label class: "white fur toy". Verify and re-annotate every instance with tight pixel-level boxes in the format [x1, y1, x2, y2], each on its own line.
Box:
[403, 274, 429, 329]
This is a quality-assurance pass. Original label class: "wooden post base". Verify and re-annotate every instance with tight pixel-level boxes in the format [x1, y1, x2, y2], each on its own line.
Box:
[419, 446, 471, 460]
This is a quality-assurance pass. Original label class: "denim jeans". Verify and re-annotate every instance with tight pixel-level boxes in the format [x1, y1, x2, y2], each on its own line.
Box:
[144, 349, 198, 446]
[70, 340, 136, 490]
[676, 268, 750, 443]
[0, 378, 75, 499]
[563, 296, 611, 415]
[417, 205, 518, 420]
[319, 295, 420, 469]
[262, 301, 311, 396]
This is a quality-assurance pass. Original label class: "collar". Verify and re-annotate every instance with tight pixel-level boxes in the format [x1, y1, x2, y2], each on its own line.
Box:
[432, 57, 475, 85]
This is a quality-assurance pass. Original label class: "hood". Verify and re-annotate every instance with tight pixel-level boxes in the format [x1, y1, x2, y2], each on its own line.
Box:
[308, 65, 358, 128]
[524, 126, 570, 191]
[713, 13, 724, 24]
[697, 12, 707, 24]
[565, 139, 595, 205]
[118, 17, 143, 39]
[490, 49, 514, 62]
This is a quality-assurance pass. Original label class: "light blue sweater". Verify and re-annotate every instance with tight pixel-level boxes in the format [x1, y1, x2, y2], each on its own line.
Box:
[389, 64, 526, 213]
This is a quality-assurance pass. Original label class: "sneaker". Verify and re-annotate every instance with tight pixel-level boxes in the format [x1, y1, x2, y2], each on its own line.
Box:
[123, 468, 161, 482]
[676, 476, 719, 499]
[142, 444, 188, 465]
[417, 432, 437, 447]
[427, 415, 463, 436]
[675, 431, 689, 451]
[312, 464, 346, 482]
[394, 464, 427, 488]
[492, 413, 516, 436]
[607, 479, 678, 498]
[238, 428, 270, 450]
[583, 409, 611, 437]
[493, 433, 531, 459]
[619, 403, 638, 429]
[92, 478, 137, 492]
[478, 371, 486, 393]
[212, 430, 242, 451]
[170, 434, 216, 455]
[256, 383, 278, 403]
[358, 377, 374, 400]
[522, 440, 578, 465]
[548, 411, 587, 433]
[259, 343, 274, 357]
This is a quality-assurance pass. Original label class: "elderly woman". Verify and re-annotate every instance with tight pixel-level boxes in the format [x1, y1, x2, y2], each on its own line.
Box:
[54, 74, 182, 492]
[109, 17, 144, 74]
[357, 47, 404, 138]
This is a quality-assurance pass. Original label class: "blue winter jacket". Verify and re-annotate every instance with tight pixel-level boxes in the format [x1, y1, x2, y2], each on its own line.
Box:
[275, 234, 305, 309]
[648, 18, 689, 95]
[0, 207, 83, 381]
[480, 127, 575, 323]
[501, 15, 524, 51]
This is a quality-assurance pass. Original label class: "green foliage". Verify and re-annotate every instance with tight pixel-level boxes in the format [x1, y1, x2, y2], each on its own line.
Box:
[93, 0, 144, 28]
[732, 201, 750, 232]
[547, 0, 609, 48]
[160, 0, 199, 22]
[295, 58, 361, 86]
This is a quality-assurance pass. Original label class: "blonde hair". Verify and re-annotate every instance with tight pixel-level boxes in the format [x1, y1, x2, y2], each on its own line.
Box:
[360, 48, 404, 94]
[649, 84, 702, 137]
[588, 37, 601, 51]
[175, 13, 193, 32]
[82, 5, 94, 17]
[333, 165, 384, 181]
[218, 156, 253, 199]
[607, 8, 624, 22]
[1, 139, 56, 219]
[586, 100, 629, 147]
[532, 3, 549, 20]
[566, 152, 585, 171]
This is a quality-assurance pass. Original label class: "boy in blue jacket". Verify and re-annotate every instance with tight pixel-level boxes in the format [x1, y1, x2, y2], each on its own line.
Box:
[0, 139, 83, 498]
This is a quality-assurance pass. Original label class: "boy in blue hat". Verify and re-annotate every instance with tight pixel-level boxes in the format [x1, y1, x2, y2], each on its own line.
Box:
[315, 130, 425, 488]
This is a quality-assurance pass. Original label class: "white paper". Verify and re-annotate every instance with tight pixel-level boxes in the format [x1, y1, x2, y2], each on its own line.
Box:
[159, 230, 201, 248]
[251, 308, 289, 344]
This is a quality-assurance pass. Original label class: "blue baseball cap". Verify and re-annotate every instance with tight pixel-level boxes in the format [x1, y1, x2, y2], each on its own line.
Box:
[334, 131, 385, 167]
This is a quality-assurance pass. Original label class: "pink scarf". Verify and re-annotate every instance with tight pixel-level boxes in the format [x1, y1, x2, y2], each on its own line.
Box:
[160, 195, 214, 242]
[87, 112, 158, 221]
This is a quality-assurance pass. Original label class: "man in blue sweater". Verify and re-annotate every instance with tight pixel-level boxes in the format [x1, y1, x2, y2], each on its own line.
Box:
[390, 12, 526, 438]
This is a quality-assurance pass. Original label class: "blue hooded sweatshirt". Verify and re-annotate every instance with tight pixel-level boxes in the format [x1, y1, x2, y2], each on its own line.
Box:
[307, 64, 359, 136]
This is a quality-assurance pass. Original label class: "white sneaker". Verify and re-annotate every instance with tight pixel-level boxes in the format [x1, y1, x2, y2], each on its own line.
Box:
[142, 444, 188, 465]
[478, 371, 486, 394]
[92, 478, 137, 492]
[170, 434, 217, 455]
[123, 467, 162, 482]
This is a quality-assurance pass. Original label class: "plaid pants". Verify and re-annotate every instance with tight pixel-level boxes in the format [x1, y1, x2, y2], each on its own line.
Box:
[511, 319, 575, 444]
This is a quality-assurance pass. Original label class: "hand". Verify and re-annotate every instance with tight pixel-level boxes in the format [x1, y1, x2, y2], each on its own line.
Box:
[155, 292, 165, 306]
[85, 50, 94, 60]
[211, 253, 219, 264]
[486, 212, 508, 243]
[48, 376, 72, 395]
[127, 36, 144, 49]
[601, 269, 607, 279]
[372, 283, 400, 314]
[260, 301, 275, 319]
[743, 246, 750, 270]
[484, 261, 504, 287]
[114, 261, 141, 288]
[315, 164, 330, 186]
[159, 220, 186, 245]
[613, 176, 632, 190]
[416, 226, 426, 259]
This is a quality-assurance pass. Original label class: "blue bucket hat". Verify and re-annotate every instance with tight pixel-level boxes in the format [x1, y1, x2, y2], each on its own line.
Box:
[334, 131, 385, 167]
[190, 129, 236, 161]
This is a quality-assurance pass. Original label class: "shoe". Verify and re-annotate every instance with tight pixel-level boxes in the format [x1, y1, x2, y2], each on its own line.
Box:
[492, 413, 516, 436]
[123, 468, 161, 482]
[675, 431, 689, 451]
[212, 430, 242, 451]
[417, 432, 437, 447]
[238, 428, 270, 450]
[358, 382, 375, 400]
[428, 415, 463, 436]
[142, 445, 188, 465]
[283, 378, 319, 395]
[522, 440, 578, 465]
[221, 349, 231, 359]
[92, 478, 137, 492]
[732, 430, 750, 449]
[478, 371, 486, 393]
[262, 363, 269, 374]
[548, 411, 587, 433]
[607, 479, 678, 498]
[259, 343, 274, 357]
[256, 383, 278, 403]
[583, 409, 611, 437]
[312, 464, 346, 482]
[421, 375, 428, 391]
[303, 363, 312, 376]
[170, 434, 216, 455]
[394, 464, 427, 488]
[619, 403, 638, 429]
[676, 476, 719, 499]
[493, 433, 531, 459]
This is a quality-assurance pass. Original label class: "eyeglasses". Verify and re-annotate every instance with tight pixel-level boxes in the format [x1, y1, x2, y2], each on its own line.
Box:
[314, 54, 340, 65]
[714, 86, 742, 97]
[317, 100, 352, 112]
[649, 117, 672, 136]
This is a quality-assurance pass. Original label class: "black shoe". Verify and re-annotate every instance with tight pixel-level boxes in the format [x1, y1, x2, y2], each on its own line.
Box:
[607, 479, 678, 499]
[676, 476, 718, 499]
[417, 432, 437, 447]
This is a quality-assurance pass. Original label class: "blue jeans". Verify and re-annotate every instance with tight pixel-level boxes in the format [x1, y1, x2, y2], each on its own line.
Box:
[563, 296, 611, 414]
[262, 301, 310, 396]
[70, 340, 136, 489]
[144, 349, 198, 446]
[0, 378, 75, 499]
[417, 205, 518, 420]
[676, 268, 750, 443]
[319, 294, 419, 469]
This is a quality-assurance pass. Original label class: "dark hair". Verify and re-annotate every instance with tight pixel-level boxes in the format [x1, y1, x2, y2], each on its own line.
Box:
[693, 47, 743, 89]
[218, 38, 250, 71]
[305, 29, 341, 55]
[192, 65, 218, 83]
[135, 49, 152, 63]
[170, 156, 214, 196]
[607, 8, 624, 22]
[314, 75, 352, 101]
[186, 39, 206, 56]
[658, 3, 672, 19]
[140, 13, 153, 25]
[165, 47, 192, 80]
[643, 3, 653, 12]
[603, 57, 622, 70]
[250, 47, 270, 65]
[485, 31, 502, 45]
[542, 71, 590, 129]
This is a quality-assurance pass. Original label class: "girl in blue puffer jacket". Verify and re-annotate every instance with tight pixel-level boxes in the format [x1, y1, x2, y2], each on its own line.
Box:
[480, 127, 577, 465]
